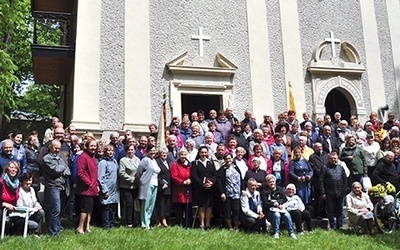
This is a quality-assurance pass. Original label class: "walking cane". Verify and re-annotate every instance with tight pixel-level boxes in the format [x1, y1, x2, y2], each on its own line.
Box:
[185, 185, 190, 229]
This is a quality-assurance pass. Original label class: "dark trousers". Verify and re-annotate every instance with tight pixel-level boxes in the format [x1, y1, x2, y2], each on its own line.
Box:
[312, 188, 326, 218]
[222, 198, 240, 221]
[173, 202, 192, 227]
[240, 215, 265, 232]
[289, 209, 312, 232]
[326, 196, 344, 230]
[101, 203, 117, 229]
[120, 188, 138, 225]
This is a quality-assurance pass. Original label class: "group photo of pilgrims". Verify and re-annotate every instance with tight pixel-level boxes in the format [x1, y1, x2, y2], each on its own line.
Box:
[1, 107, 399, 239]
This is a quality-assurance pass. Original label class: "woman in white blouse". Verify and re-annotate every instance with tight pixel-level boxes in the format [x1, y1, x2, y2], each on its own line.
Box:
[17, 172, 44, 237]
[345, 181, 374, 235]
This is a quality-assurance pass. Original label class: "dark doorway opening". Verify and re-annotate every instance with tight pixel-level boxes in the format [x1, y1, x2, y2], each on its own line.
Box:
[181, 94, 222, 117]
[325, 88, 351, 122]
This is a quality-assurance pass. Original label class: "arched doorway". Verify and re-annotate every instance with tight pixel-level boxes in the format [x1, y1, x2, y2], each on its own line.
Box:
[325, 88, 351, 122]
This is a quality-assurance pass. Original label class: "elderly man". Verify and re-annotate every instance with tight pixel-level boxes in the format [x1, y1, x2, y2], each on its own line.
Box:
[372, 151, 400, 192]
[166, 135, 179, 163]
[317, 125, 340, 154]
[389, 126, 399, 139]
[0, 139, 14, 172]
[108, 132, 124, 162]
[207, 109, 217, 123]
[384, 112, 395, 131]
[225, 107, 239, 125]
[42, 139, 71, 236]
[240, 178, 265, 232]
[241, 109, 257, 132]
[39, 127, 71, 167]
[320, 151, 348, 230]
[340, 135, 366, 187]
[261, 174, 297, 239]
[309, 142, 328, 219]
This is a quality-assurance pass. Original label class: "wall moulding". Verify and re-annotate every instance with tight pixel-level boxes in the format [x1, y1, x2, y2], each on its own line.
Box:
[166, 51, 237, 118]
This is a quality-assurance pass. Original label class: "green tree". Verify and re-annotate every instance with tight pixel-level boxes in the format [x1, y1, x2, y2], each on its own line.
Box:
[0, 0, 32, 126]
[15, 84, 61, 118]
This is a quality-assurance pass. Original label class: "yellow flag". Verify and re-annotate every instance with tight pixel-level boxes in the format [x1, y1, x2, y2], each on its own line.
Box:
[288, 82, 296, 113]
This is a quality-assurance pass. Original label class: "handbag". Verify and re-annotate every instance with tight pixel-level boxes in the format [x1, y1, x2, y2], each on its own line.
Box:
[362, 176, 372, 191]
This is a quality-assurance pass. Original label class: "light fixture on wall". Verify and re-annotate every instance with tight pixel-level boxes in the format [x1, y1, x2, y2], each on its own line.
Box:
[378, 104, 389, 121]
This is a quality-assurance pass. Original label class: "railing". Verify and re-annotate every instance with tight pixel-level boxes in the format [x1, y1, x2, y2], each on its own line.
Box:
[32, 11, 75, 47]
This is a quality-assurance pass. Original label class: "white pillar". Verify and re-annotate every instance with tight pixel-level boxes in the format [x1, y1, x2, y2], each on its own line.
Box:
[246, 0, 274, 120]
[279, 0, 306, 116]
[70, 0, 101, 131]
[360, 0, 386, 112]
[124, 0, 151, 133]
[386, 0, 400, 112]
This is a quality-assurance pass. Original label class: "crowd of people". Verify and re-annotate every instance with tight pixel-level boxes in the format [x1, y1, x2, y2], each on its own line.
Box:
[0, 108, 399, 238]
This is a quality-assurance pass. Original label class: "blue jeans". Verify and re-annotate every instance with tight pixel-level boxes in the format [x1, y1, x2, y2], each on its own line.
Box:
[267, 211, 294, 235]
[101, 204, 117, 228]
[44, 187, 62, 236]
[326, 196, 344, 230]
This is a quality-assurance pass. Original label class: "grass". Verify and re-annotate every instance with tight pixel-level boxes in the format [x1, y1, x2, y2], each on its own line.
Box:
[1, 226, 400, 250]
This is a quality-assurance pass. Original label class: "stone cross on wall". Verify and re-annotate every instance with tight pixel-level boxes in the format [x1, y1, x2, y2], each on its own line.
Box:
[324, 31, 341, 58]
[191, 27, 210, 57]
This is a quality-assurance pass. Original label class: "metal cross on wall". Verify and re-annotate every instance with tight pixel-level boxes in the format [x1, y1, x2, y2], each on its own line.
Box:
[324, 31, 341, 58]
[191, 27, 210, 57]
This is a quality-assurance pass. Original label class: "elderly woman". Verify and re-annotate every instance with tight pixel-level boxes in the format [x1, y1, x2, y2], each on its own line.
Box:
[76, 139, 99, 234]
[289, 147, 313, 206]
[233, 147, 249, 180]
[170, 148, 192, 227]
[17, 172, 44, 237]
[267, 148, 289, 188]
[284, 183, 313, 235]
[189, 122, 205, 149]
[203, 132, 218, 156]
[98, 144, 119, 229]
[154, 147, 171, 227]
[244, 158, 267, 190]
[119, 144, 140, 228]
[0, 161, 21, 234]
[136, 144, 160, 230]
[248, 129, 270, 157]
[261, 175, 296, 239]
[216, 153, 243, 231]
[183, 139, 198, 162]
[345, 181, 374, 235]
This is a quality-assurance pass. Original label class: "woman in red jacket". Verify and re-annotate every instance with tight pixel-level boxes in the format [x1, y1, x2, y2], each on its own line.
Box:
[170, 148, 192, 227]
[76, 139, 99, 234]
[0, 161, 21, 234]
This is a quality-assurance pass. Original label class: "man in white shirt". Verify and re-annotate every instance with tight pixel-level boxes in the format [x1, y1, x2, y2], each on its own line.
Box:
[240, 178, 265, 232]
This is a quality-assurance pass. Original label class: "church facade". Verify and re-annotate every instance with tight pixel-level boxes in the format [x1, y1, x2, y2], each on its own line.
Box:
[32, 0, 400, 137]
